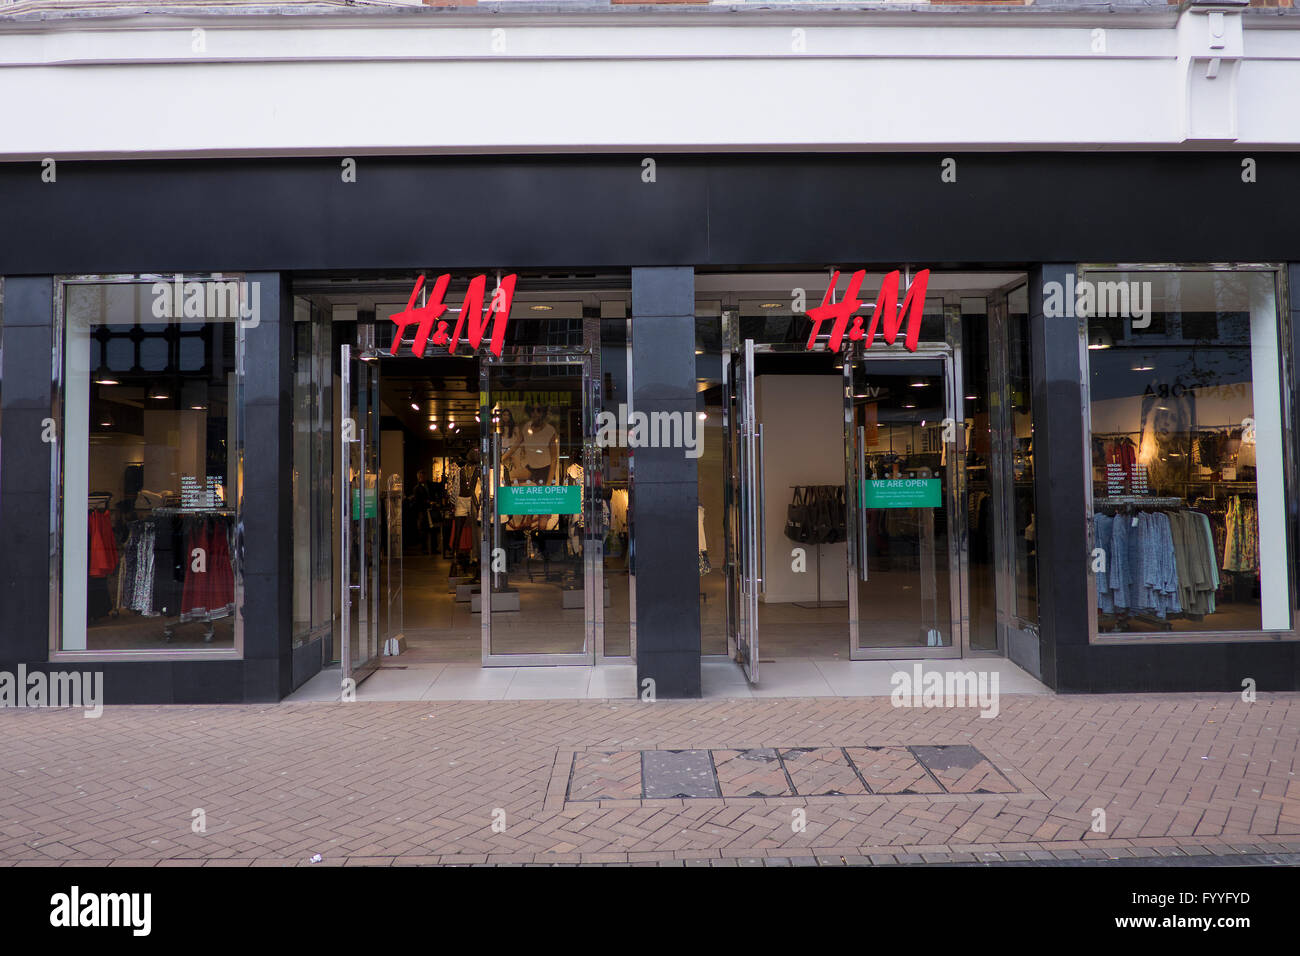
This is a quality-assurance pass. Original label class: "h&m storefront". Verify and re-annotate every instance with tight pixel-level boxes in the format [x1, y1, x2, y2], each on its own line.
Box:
[2, 154, 1299, 701]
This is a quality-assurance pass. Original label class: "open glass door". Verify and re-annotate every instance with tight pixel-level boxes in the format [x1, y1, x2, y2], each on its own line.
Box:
[340, 341, 382, 685]
[728, 337, 762, 682]
[481, 353, 595, 665]
[846, 353, 961, 659]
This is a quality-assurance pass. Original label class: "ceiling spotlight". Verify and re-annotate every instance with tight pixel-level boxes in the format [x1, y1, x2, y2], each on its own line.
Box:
[429, 423, 437, 431]
[98, 408, 114, 428]
[95, 377, 119, 386]
[529, 304, 554, 312]
[1087, 329, 1113, 350]
[148, 384, 170, 400]
[910, 382, 927, 388]
[759, 302, 782, 310]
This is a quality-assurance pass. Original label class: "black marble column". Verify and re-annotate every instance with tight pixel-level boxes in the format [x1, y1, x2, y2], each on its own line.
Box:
[0, 277, 54, 664]
[630, 267, 702, 698]
[233, 272, 294, 700]
[1027, 264, 1089, 691]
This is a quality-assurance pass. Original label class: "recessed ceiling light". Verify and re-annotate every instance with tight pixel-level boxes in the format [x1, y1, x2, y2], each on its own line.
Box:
[903, 404, 917, 409]
[95, 377, 119, 386]
[429, 423, 437, 431]
[965, 394, 978, 400]
[1132, 365, 1154, 371]
[529, 304, 553, 312]
[190, 404, 207, 410]
[759, 303, 782, 310]
[910, 382, 927, 388]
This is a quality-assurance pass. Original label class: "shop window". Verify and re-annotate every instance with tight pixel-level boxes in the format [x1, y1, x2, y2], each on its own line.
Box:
[56, 279, 242, 652]
[1084, 268, 1290, 636]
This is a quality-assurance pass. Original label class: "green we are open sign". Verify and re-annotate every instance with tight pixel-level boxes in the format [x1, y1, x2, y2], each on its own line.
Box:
[497, 484, 581, 516]
[861, 478, 941, 509]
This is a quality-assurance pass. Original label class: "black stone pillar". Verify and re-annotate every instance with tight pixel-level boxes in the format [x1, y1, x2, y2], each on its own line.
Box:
[0, 277, 54, 664]
[237, 272, 294, 700]
[1028, 264, 1089, 691]
[630, 267, 701, 698]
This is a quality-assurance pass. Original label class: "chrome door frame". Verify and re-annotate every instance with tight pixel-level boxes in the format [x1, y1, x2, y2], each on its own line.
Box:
[729, 338, 762, 683]
[845, 347, 964, 661]
[339, 341, 382, 687]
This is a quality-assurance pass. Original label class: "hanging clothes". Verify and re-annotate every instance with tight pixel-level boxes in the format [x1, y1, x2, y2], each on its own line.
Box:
[1223, 495, 1259, 573]
[87, 509, 119, 578]
[182, 514, 236, 617]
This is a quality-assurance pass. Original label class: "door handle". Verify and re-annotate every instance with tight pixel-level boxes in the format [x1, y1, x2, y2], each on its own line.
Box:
[756, 424, 766, 586]
[358, 427, 366, 604]
[858, 425, 868, 582]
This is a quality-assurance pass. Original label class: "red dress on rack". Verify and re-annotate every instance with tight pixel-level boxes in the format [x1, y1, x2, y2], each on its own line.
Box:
[87, 510, 119, 578]
[182, 517, 234, 615]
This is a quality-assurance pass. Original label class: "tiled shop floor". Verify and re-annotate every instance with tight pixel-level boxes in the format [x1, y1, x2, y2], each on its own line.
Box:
[0, 695, 1298, 865]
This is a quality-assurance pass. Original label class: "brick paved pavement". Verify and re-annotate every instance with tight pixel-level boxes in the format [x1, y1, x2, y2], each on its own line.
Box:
[0, 693, 1298, 866]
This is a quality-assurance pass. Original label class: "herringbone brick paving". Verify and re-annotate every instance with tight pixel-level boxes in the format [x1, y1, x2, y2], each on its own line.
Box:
[0, 693, 1298, 865]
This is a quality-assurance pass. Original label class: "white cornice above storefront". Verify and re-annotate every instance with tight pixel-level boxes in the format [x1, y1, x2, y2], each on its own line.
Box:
[0, 4, 1298, 158]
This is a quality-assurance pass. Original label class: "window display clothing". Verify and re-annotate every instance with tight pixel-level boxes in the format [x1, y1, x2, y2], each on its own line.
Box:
[181, 515, 235, 617]
[522, 422, 557, 482]
[454, 465, 479, 518]
[610, 488, 629, 536]
[87, 509, 118, 579]
[1223, 495, 1259, 573]
[116, 511, 235, 620]
[1094, 508, 1220, 619]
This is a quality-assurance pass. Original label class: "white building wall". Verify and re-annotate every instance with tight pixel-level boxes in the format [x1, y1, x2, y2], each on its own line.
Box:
[0, 8, 1296, 158]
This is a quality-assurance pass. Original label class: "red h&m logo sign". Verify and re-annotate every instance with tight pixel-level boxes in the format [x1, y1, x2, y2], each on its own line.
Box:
[389, 273, 518, 358]
[805, 269, 931, 353]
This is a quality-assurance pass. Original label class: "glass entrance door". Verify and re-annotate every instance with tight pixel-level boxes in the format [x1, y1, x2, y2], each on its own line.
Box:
[481, 355, 595, 664]
[846, 354, 961, 659]
[726, 338, 762, 682]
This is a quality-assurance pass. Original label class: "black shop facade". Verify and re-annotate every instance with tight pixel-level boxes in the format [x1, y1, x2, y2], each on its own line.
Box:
[1, 152, 1298, 703]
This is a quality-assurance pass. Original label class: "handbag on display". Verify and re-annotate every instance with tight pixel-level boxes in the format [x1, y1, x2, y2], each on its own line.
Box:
[828, 486, 847, 543]
[784, 487, 811, 543]
[810, 486, 834, 544]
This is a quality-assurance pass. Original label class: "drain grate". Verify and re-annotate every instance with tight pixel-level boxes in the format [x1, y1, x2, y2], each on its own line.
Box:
[567, 744, 1019, 802]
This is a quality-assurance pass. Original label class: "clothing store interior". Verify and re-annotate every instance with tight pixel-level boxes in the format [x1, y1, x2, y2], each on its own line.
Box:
[377, 354, 630, 662]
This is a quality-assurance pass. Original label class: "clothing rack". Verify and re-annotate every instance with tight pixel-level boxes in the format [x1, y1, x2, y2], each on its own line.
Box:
[1095, 496, 1184, 509]
[123, 508, 236, 643]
